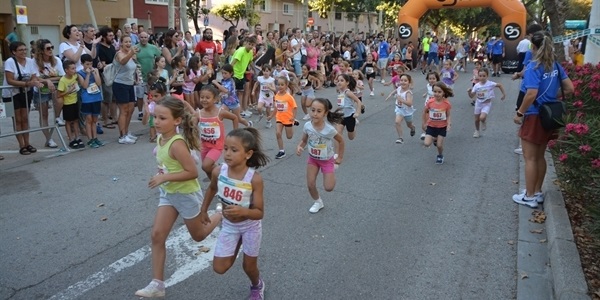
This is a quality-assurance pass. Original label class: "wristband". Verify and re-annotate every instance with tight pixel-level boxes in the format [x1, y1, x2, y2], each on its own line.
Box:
[516, 111, 524, 117]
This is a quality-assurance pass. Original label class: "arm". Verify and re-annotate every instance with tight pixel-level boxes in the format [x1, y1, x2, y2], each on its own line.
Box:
[402, 91, 414, 107]
[90, 37, 101, 59]
[211, 79, 228, 93]
[141, 100, 150, 125]
[77, 71, 91, 89]
[467, 87, 475, 99]
[296, 132, 309, 156]
[220, 109, 239, 129]
[333, 133, 344, 164]
[346, 91, 362, 117]
[496, 83, 506, 100]
[115, 49, 136, 65]
[221, 172, 265, 221]
[422, 106, 429, 131]
[445, 106, 452, 131]
[251, 80, 259, 96]
[199, 167, 221, 224]
[385, 89, 396, 101]
[63, 45, 85, 63]
[148, 140, 199, 188]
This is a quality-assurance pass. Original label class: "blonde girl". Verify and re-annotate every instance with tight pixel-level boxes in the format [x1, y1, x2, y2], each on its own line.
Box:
[386, 74, 416, 144]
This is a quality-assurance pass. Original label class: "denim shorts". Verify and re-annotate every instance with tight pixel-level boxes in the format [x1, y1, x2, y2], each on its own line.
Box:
[81, 101, 101, 116]
[33, 91, 53, 103]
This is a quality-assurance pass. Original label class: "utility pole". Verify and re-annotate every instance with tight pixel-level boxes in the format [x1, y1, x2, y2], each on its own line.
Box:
[584, 0, 599, 63]
[85, 0, 97, 28]
[168, 0, 175, 29]
[10, 0, 27, 44]
[303, 0, 309, 32]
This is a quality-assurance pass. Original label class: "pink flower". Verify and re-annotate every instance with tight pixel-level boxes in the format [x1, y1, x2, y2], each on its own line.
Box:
[592, 158, 600, 169]
[576, 111, 585, 119]
[559, 153, 568, 162]
[548, 140, 556, 149]
[579, 144, 592, 154]
[565, 123, 576, 134]
[574, 123, 589, 135]
[572, 100, 584, 108]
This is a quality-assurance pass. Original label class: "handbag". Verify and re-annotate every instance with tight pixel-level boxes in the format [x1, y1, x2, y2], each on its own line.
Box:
[534, 62, 567, 131]
[102, 53, 120, 87]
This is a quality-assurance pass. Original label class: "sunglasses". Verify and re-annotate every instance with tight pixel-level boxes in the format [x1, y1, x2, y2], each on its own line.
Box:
[45, 46, 54, 51]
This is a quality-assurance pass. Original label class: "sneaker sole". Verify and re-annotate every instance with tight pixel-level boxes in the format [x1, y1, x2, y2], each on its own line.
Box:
[309, 206, 323, 213]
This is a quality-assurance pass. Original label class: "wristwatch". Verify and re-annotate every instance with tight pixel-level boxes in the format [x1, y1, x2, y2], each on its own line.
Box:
[516, 111, 524, 117]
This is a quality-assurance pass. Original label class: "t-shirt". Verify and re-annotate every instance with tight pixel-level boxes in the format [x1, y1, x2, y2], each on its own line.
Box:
[137, 44, 162, 81]
[378, 41, 390, 59]
[6, 32, 18, 43]
[77, 70, 102, 103]
[519, 50, 534, 92]
[195, 40, 218, 62]
[472, 80, 498, 103]
[97, 43, 117, 75]
[486, 41, 495, 54]
[59, 41, 91, 71]
[440, 68, 456, 86]
[304, 121, 338, 160]
[425, 98, 451, 128]
[257, 76, 275, 99]
[429, 42, 439, 53]
[2, 57, 38, 98]
[291, 38, 306, 60]
[58, 75, 79, 105]
[274, 92, 297, 124]
[231, 47, 253, 79]
[220, 78, 239, 107]
[522, 61, 568, 115]
[492, 40, 504, 55]
[422, 37, 431, 52]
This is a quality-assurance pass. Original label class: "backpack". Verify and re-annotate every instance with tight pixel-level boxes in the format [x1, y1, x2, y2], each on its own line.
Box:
[102, 53, 120, 87]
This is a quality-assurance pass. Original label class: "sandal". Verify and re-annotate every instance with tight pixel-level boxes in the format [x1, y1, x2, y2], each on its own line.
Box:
[19, 147, 31, 155]
[26, 145, 37, 153]
[103, 124, 116, 129]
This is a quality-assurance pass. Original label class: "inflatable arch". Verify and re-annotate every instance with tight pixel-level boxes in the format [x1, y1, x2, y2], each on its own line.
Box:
[397, 0, 526, 72]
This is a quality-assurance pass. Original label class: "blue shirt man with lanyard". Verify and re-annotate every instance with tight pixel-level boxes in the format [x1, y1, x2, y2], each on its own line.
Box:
[377, 35, 390, 83]
[491, 36, 505, 76]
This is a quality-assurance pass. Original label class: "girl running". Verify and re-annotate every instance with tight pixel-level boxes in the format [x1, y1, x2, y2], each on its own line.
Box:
[135, 97, 222, 298]
[299, 64, 319, 121]
[212, 64, 251, 129]
[352, 70, 366, 114]
[252, 64, 277, 125]
[422, 82, 453, 165]
[420, 72, 440, 140]
[296, 98, 345, 214]
[274, 76, 298, 159]
[195, 85, 239, 179]
[440, 60, 459, 90]
[467, 68, 506, 138]
[200, 128, 269, 300]
[386, 74, 416, 144]
[184, 56, 200, 108]
[335, 74, 362, 141]
[142, 81, 168, 142]
[361, 53, 378, 96]
[470, 61, 482, 105]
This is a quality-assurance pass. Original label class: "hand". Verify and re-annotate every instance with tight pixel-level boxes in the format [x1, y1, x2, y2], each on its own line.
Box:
[148, 174, 164, 188]
[223, 205, 244, 218]
[501, 94, 506, 101]
[92, 37, 102, 44]
[296, 145, 304, 156]
[199, 211, 211, 225]
[97, 61, 104, 69]
[85, 67, 92, 74]
[514, 115, 523, 125]
[212, 79, 219, 85]
[133, 46, 140, 54]
[447, 124, 452, 131]
[335, 156, 343, 165]
[354, 112, 360, 118]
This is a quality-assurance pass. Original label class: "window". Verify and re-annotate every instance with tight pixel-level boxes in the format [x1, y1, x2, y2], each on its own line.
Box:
[145, 0, 168, 5]
[283, 3, 293, 15]
[259, 0, 271, 12]
[335, 12, 342, 20]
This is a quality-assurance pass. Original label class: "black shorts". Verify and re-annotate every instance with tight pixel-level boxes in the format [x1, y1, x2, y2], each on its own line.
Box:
[194, 82, 204, 92]
[276, 121, 293, 127]
[426, 126, 447, 137]
[112, 82, 135, 104]
[81, 101, 101, 116]
[342, 114, 357, 132]
[3, 90, 33, 110]
[63, 103, 79, 121]
[233, 77, 246, 91]
[516, 90, 525, 111]
[366, 73, 376, 80]
[492, 54, 503, 64]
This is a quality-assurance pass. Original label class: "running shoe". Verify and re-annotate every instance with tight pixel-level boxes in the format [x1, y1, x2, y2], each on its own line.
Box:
[309, 199, 324, 213]
[135, 280, 165, 298]
[249, 279, 265, 300]
[275, 151, 286, 159]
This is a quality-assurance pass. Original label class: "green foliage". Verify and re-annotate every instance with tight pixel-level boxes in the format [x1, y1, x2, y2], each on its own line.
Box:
[211, 0, 260, 28]
[444, 8, 500, 37]
[375, 1, 402, 30]
[566, 0, 592, 21]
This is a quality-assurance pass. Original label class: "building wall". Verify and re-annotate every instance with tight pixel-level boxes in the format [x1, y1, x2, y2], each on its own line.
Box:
[133, 0, 170, 30]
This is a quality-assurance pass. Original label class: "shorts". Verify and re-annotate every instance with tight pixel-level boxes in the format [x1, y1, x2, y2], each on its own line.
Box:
[101, 83, 114, 104]
[377, 58, 388, 69]
[366, 72, 376, 80]
[158, 189, 202, 219]
[214, 219, 262, 257]
[301, 88, 315, 99]
[258, 97, 273, 108]
[63, 103, 79, 121]
[307, 156, 335, 174]
[395, 107, 414, 122]
[233, 77, 246, 91]
[201, 147, 223, 162]
[112, 82, 135, 104]
[474, 101, 492, 115]
[134, 84, 146, 99]
[194, 82, 205, 92]
[3, 91, 33, 110]
[519, 114, 558, 146]
[342, 114, 357, 132]
[427, 52, 439, 65]
[183, 88, 193, 95]
[149, 115, 154, 127]
[276, 121, 293, 127]
[33, 91, 53, 104]
[492, 54, 503, 64]
[81, 101, 101, 116]
[223, 101, 240, 111]
[426, 126, 447, 137]
[516, 90, 525, 111]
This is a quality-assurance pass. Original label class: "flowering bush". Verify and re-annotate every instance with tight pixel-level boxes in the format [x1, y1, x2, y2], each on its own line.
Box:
[551, 63, 600, 211]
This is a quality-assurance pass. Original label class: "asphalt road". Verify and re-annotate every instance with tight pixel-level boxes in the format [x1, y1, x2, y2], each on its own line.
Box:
[0, 69, 523, 300]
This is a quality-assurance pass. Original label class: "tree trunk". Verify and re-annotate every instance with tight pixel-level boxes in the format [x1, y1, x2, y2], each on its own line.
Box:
[168, 0, 175, 29]
[544, 0, 567, 61]
[85, 0, 97, 28]
[246, 0, 253, 33]
[367, 13, 372, 34]
[192, 0, 200, 32]
[180, 0, 189, 33]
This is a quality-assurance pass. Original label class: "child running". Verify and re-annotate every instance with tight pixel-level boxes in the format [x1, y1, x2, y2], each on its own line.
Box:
[251, 64, 276, 125]
[361, 53, 378, 96]
[296, 98, 345, 213]
[200, 128, 269, 300]
[420, 71, 440, 140]
[422, 82, 453, 165]
[299, 65, 319, 121]
[274, 76, 298, 159]
[440, 60, 459, 90]
[386, 74, 416, 144]
[135, 97, 222, 298]
[470, 61, 482, 105]
[335, 74, 362, 142]
[142, 81, 168, 142]
[212, 64, 252, 129]
[352, 70, 366, 114]
[195, 85, 239, 180]
[467, 68, 506, 138]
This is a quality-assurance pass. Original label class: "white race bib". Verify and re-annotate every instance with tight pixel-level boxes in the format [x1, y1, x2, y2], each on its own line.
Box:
[308, 142, 328, 160]
[276, 101, 288, 112]
[217, 175, 252, 208]
[366, 67, 374, 74]
[300, 79, 308, 87]
[429, 110, 447, 121]
[87, 83, 100, 94]
[337, 94, 345, 106]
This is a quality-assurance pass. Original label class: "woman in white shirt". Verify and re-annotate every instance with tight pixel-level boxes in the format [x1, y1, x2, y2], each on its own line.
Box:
[2, 41, 44, 155]
[59, 24, 99, 71]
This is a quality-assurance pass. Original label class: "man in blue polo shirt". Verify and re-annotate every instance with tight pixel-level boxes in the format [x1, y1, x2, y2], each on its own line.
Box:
[491, 36, 505, 76]
[377, 35, 389, 83]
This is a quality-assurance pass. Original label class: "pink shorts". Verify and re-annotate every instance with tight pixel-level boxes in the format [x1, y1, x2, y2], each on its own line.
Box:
[307, 156, 335, 174]
[214, 219, 262, 257]
[201, 147, 222, 162]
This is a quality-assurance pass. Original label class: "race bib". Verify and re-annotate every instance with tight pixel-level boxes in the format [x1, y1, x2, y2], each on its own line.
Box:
[276, 101, 288, 112]
[206, 48, 214, 54]
[476, 90, 487, 99]
[217, 175, 252, 208]
[308, 142, 328, 160]
[429, 110, 447, 121]
[366, 67, 374, 74]
[87, 83, 101, 94]
[199, 121, 221, 141]
[300, 79, 308, 87]
[442, 72, 451, 79]
[337, 94, 345, 106]
[261, 84, 270, 91]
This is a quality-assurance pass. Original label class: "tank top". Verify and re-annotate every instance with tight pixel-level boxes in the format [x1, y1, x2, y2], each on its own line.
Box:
[156, 134, 200, 194]
[300, 75, 313, 91]
[199, 109, 225, 150]
[396, 88, 415, 115]
[337, 89, 356, 117]
[364, 62, 375, 75]
[217, 164, 255, 208]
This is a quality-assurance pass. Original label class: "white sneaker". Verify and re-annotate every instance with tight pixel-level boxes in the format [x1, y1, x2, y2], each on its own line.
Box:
[473, 131, 480, 138]
[381, 79, 385, 84]
[420, 133, 426, 140]
[126, 132, 138, 141]
[118, 136, 136, 144]
[309, 199, 324, 213]
[512, 193, 539, 208]
[135, 280, 165, 298]
[302, 114, 311, 121]
[55, 117, 65, 126]
[516, 189, 544, 203]
[247, 121, 253, 127]
[265, 120, 272, 128]
[514, 147, 523, 155]
[45, 139, 58, 148]
[370, 91, 375, 96]
[241, 110, 253, 117]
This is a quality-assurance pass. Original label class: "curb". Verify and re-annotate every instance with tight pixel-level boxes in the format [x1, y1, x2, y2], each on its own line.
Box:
[516, 151, 590, 300]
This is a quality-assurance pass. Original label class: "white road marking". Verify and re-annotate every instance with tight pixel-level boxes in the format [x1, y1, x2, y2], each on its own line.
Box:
[49, 214, 220, 300]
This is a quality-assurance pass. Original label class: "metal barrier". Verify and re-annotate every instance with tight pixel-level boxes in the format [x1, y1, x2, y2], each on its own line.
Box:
[0, 85, 70, 152]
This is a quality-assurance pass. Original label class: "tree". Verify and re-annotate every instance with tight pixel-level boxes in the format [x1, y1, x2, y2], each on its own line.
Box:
[445, 8, 500, 38]
[211, 0, 260, 28]
[375, 1, 402, 31]
[187, 0, 211, 32]
[544, 0, 568, 60]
